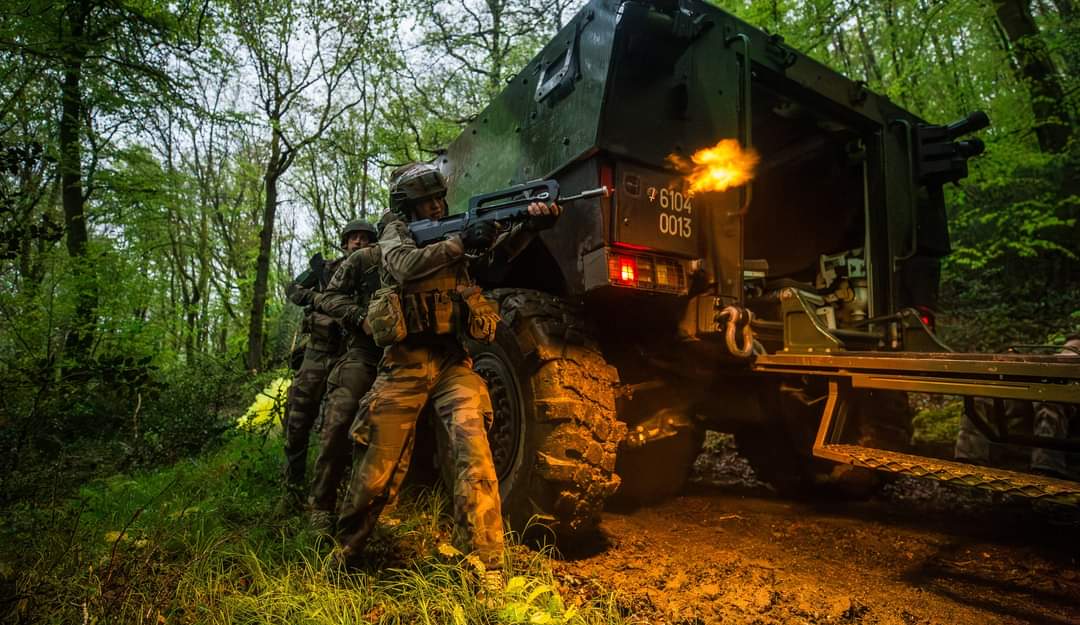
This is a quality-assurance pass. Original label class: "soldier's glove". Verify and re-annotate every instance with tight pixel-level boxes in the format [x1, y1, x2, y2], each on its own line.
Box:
[461, 220, 498, 251]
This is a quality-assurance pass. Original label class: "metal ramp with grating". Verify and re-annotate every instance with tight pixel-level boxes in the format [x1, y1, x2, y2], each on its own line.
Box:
[753, 352, 1080, 504]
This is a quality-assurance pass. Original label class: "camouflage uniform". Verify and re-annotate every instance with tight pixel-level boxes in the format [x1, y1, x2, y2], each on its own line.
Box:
[336, 212, 505, 566]
[956, 337, 1079, 477]
[281, 255, 347, 498]
[308, 243, 383, 515]
[336, 339, 502, 559]
[335, 161, 558, 567]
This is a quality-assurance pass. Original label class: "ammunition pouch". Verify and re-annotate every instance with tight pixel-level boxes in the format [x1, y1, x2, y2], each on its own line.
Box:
[370, 285, 501, 344]
[458, 286, 500, 343]
[402, 291, 456, 336]
[366, 286, 408, 347]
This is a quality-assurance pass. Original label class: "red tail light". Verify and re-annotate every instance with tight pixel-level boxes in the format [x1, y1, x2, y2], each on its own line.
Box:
[609, 254, 637, 285]
[914, 305, 936, 332]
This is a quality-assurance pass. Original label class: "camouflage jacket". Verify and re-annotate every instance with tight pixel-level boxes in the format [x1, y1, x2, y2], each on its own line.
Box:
[286, 254, 346, 306]
[377, 212, 536, 291]
[313, 245, 382, 356]
[376, 212, 535, 341]
[287, 254, 346, 349]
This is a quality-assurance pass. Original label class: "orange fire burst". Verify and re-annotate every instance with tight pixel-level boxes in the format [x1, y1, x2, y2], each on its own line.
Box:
[667, 139, 759, 195]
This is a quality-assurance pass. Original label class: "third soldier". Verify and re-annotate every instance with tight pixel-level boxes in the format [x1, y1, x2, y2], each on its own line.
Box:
[277, 221, 370, 516]
[306, 219, 382, 533]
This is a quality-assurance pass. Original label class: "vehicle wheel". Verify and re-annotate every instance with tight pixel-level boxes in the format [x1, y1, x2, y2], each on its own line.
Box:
[466, 288, 626, 538]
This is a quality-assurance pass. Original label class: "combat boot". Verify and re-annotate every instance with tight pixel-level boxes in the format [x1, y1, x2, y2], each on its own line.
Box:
[309, 509, 336, 536]
[273, 484, 306, 518]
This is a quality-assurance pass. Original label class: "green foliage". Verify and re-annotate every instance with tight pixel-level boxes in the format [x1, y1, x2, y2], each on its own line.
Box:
[911, 396, 963, 445]
[938, 140, 1080, 350]
[948, 144, 1077, 271]
[236, 376, 290, 431]
[499, 575, 583, 624]
[2, 432, 629, 625]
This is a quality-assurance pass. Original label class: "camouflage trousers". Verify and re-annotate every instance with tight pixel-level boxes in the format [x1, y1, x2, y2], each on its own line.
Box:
[336, 338, 503, 567]
[955, 397, 1071, 476]
[309, 347, 380, 513]
[282, 344, 340, 489]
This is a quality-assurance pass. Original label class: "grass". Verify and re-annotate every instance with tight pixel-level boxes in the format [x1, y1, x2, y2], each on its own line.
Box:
[2, 430, 628, 625]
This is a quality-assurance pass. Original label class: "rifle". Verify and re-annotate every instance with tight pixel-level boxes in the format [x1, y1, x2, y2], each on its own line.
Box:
[309, 252, 327, 287]
[407, 179, 610, 247]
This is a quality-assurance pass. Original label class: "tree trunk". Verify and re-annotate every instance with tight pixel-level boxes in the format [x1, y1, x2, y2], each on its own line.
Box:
[486, 0, 504, 98]
[832, 25, 854, 77]
[1049, 0, 1080, 82]
[882, 0, 911, 106]
[854, 9, 884, 86]
[245, 128, 283, 371]
[195, 204, 211, 355]
[359, 61, 371, 217]
[994, 0, 1074, 153]
[59, 0, 97, 362]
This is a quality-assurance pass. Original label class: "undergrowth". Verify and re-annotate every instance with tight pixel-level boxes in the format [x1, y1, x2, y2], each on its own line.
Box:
[1, 431, 627, 625]
[910, 395, 964, 445]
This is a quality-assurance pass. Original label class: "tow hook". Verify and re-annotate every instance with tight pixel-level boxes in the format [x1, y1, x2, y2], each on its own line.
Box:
[716, 305, 755, 358]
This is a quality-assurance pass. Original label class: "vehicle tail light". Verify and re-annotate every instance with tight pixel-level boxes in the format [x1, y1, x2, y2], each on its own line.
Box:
[609, 253, 637, 286]
[914, 305, 936, 332]
[605, 249, 686, 293]
[653, 257, 683, 291]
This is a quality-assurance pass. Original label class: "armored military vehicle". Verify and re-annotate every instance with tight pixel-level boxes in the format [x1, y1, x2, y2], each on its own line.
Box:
[433, 0, 1080, 536]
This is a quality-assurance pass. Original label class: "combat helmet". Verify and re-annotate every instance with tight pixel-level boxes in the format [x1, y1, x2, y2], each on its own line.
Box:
[339, 219, 377, 247]
[388, 162, 447, 219]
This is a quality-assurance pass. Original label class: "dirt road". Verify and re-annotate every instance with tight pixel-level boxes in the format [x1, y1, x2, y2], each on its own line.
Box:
[551, 454, 1080, 624]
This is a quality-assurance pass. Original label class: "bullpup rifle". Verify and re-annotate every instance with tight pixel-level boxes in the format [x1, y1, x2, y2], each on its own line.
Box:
[408, 179, 610, 247]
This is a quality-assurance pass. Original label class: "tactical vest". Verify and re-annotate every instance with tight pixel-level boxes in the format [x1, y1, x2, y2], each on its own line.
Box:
[366, 214, 501, 346]
[397, 271, 461, 336]
[346, 247, 383, 354]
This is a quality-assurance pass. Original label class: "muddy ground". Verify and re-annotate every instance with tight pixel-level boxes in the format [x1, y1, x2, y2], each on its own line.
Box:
[549, 434, 1080, 625]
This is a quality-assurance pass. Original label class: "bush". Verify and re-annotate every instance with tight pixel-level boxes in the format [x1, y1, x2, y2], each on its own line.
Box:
[0, 350, 284, 507]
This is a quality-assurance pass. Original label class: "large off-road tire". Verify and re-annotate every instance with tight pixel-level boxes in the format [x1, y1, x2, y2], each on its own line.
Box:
[467, 288, 626, 539]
